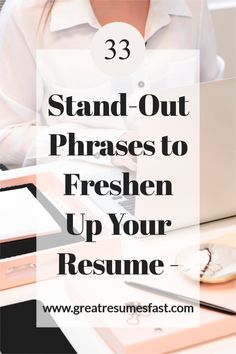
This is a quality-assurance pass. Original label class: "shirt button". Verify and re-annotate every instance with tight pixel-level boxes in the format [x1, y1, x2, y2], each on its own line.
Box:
[138, 81, 145, 88]
[94, 152, 100, 159]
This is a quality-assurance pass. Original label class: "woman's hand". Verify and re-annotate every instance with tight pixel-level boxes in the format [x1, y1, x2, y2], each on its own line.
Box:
[112, 131, 137, 171]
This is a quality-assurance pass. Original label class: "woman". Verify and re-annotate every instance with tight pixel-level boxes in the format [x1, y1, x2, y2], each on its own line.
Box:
[0, 0, 220, 169]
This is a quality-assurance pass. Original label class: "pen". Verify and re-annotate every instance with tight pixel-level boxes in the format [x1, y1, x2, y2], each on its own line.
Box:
[125, 281, 236, 316]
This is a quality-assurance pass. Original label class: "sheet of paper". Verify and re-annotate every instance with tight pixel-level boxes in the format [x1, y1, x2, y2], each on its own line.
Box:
[0, 187, 61, 242]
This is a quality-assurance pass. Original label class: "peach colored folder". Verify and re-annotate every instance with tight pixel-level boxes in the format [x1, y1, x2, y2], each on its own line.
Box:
[95, 235, 236, 353]
[95, 279, 236, 354]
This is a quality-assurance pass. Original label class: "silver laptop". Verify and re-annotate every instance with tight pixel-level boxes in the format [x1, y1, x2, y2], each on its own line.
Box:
[88, 79, 236, 227]
[199, 78, 236, 223]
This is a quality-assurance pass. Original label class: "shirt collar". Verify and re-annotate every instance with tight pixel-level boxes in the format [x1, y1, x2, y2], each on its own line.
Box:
[50, 0, 192, 36]
[50, 0, 100, 32]
[146, 0, 192, 40]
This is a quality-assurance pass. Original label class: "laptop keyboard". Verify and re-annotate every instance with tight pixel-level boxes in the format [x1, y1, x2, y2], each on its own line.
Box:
[112, 194, 135, 215]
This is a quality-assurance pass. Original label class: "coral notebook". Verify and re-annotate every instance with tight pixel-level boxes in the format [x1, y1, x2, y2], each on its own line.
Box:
[95, 234, 236, 353]
[94, 281, 235, 354]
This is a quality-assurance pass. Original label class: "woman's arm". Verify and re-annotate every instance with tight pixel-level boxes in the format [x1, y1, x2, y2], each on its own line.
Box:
[0, 1, 125, 169]
[0, 0, 39, 168]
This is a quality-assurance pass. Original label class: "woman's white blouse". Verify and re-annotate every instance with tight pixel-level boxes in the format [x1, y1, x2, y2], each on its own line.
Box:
[0, 0, 220, 168]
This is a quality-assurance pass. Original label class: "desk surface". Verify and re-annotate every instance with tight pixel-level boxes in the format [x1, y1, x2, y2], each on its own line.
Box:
[0, 164, 235, 354]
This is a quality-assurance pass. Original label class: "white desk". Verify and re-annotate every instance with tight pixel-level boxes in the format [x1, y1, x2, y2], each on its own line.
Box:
[1, 164, 235, 354]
